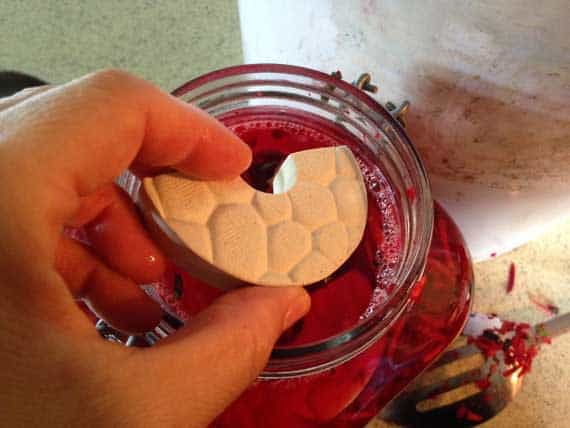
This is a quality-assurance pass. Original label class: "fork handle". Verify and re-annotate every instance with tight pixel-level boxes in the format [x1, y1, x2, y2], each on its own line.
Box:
[536, 312, 570, 339]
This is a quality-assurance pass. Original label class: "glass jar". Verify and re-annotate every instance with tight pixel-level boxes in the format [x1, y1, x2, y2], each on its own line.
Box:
[119, 64, 473, 427]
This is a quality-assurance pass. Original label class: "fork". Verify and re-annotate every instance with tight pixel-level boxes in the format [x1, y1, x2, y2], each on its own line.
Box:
[379, 312, 570, 427]
[95, 311, 570, 426]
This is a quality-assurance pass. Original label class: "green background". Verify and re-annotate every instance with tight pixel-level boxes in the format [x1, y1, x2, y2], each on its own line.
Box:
[0, 0, 243, 91]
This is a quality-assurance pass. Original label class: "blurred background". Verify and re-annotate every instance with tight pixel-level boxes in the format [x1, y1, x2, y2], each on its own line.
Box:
[0, 0, 242, 90]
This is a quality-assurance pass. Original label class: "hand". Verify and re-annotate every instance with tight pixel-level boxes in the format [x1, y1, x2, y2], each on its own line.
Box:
[0, 70, 310, 427]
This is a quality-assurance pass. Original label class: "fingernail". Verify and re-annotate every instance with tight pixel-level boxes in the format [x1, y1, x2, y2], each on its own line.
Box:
[283, 289, 311, 331]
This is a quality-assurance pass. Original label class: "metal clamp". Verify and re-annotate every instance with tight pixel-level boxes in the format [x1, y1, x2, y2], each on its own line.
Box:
[352, 72, 411, 127]
[96, 311, 184, 348]
[386, 99, 410, 128]
[352, 73, 378, 93]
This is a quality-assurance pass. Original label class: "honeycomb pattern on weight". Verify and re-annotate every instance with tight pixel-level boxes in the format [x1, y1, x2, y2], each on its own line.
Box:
[143, 146, 367, 287]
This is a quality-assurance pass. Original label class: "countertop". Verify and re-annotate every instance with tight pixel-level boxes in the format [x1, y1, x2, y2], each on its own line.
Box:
[369, 216, 570, 427]
[0, 0, 242, 91]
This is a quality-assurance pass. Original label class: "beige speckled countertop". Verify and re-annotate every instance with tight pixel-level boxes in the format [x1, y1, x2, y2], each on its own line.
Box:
[0, 0, 242, 90]
[369, 217, 570, 427]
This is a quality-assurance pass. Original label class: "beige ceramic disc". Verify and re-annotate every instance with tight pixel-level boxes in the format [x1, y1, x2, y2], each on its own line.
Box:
[141, 146, 367, 289]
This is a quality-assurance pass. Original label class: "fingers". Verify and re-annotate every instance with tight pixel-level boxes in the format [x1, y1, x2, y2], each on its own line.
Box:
[66, 183, 117, 228]
[133, 101, 252, 180]
[55, 236, 163, 334]
[1, 69, 251, 200]
[59, 181, 166, 331]
[0, 85, 53, 112]
[124, 286, 311, 427]
[155, 106, 254, 180]
[74, 184, 167, 284]
[0, 67, 250, 277]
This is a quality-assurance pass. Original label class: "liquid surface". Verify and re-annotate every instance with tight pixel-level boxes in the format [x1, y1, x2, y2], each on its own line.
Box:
[156, 112, 403, 347]
[151, 111, 473, 427]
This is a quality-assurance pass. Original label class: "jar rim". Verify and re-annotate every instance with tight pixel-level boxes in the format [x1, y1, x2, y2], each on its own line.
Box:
[171, 64, 434, 377]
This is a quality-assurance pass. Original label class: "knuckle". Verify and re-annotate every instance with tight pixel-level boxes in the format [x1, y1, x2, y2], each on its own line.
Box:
[88, 68, 137, 87]
[83, 69, 149, 103]
[79, 69, 152, 128]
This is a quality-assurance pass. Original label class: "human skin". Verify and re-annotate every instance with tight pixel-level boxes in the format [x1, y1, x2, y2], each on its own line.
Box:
[0, 70, 310, 428]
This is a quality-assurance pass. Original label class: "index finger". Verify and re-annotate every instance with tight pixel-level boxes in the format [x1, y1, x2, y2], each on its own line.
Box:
[0, 69, 251, 276]
[0, 69, 251, 199]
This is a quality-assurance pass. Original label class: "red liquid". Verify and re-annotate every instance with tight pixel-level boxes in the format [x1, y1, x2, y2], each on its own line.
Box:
[152, 112, 473, 427]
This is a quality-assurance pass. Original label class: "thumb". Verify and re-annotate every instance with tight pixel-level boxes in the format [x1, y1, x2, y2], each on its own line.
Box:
[125, 286, 310, 427]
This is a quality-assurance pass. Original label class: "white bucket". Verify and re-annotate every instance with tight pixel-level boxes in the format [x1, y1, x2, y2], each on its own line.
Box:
[238, 0, 570, 261]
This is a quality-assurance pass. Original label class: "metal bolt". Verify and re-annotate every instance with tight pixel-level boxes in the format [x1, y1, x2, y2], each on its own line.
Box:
[354, 73, 378, 93]
[394, 100, 410, 118]
[330, 70, 343, 80]
[386, 100, 411, 127]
